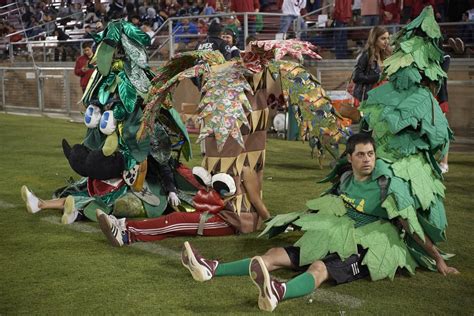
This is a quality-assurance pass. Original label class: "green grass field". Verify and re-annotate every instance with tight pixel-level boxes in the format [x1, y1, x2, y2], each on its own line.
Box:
[1, 113, 473, 314]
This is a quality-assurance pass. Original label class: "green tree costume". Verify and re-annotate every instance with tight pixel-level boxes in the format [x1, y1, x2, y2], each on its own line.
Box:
[260, 6, 453, 280]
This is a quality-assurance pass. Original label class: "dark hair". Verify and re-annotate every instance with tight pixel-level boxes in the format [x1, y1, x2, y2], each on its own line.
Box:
[246, 35, 257, 46]
[208, 21, 222, 35]
[223, 28, 236, 44]
[345, 133, 376, 155]
[82, 41, 92, 49]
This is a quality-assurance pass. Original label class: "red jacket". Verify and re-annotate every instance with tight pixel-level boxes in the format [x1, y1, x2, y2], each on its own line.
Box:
[380, 0, 401, 24]
[74, 54, 94, 92]
[231, 0, 260, 22]
[333, 0, 353, 23]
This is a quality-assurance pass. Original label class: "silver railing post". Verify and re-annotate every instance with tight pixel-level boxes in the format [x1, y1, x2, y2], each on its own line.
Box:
[244, 13, 249, 48]
[1, 69, 5, 111]
[64, 69, 71, 116]
[9, 43, 14, 63]
[43, 41, 46, 62]
[36, 67, 44, 112]
[169, 21, 174, 60]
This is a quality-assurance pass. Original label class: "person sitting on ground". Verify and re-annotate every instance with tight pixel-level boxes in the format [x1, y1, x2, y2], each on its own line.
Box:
[181, 133, 459, 312]
[352, 25, 391, 102]
[195, 21, 231, 60]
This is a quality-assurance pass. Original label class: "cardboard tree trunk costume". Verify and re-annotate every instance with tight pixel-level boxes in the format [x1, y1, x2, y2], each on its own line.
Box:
[57, 20, 198, 221]
[259, 7, 454, 280]
[141, 40, 345, 230]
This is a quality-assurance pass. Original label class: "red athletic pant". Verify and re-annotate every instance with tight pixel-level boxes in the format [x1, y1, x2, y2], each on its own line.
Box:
[126, 212, 235, 243]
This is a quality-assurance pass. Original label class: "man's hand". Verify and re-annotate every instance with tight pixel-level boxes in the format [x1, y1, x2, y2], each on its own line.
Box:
[168, 192, 181, 207]
[436, 258, 460, 276]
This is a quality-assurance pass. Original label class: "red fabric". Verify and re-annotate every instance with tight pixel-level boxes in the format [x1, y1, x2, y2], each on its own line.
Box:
[175, 164, 203, 190]
[87, 178, 125, 197]
[438, 101, 449, 113]
[380, 0, 401, 24]
[231, 0, 260, 22]
[126, 212, 235, 242]
[333, 0, 353, 23]
[74, 54, 94, 91]
[411, 0, 435, 18]
[206, 0, 216, 9]
[193, 189, 225, 214]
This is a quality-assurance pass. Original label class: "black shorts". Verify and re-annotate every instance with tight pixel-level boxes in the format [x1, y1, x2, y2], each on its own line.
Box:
[284, 246, 369, 285]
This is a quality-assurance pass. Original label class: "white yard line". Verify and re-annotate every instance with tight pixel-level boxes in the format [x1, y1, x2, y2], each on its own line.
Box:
[307, 289, 364, 309]
[0, 199, 16, 209]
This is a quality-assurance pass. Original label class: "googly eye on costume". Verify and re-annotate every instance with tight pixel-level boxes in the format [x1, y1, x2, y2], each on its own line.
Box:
[192, 166, 212, 187]
[211, 173, 236, 197]
[99, 110, 117, 135]
[84, 105, 101, 128]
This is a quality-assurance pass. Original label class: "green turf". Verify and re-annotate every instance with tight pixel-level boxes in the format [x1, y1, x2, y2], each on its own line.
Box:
[0, 113, 473, 314]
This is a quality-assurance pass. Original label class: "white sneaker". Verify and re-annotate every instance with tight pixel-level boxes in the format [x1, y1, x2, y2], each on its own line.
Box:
[439, 163, 449, 174]
[96, 209, 127, 247]
[61, 196, 79, 224]
[20, 185, 41, 214]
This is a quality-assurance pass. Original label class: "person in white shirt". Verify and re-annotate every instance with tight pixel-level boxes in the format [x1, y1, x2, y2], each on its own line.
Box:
[279, 0, 307, 34]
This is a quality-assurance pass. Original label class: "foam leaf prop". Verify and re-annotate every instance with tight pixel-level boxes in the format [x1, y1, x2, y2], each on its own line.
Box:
[258, 211, 306, 237]
[118, 71, 137, 113]
[305, 194, 347, 216]
[355, 220, 418, 280]
[294, 214, 357, 264]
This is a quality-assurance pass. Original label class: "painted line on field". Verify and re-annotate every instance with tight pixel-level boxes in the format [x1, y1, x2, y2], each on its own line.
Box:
[42, 216, 101, 234]
[41, 215, 181, 258]
[131, 242, 181, 259]
[0, 199, 16, 209]
[307, 289, 364, 309]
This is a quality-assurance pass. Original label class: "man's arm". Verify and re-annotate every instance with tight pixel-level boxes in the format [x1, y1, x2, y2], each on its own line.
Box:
[397, 218, 459, 275]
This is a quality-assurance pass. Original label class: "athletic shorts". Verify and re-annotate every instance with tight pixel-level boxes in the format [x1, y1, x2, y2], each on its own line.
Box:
[284, 246, 370, 285]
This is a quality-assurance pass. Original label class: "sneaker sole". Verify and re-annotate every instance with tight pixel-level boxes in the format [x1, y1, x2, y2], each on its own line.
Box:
[182, 241, 210, 282]
[61, 196, 77, 224]
[21, 185, 34, 214]
[97, 212, 122, 247]
[249, 256, 277, 312]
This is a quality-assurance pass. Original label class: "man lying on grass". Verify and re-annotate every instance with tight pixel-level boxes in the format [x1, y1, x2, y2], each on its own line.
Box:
[181, 133, 459, 312]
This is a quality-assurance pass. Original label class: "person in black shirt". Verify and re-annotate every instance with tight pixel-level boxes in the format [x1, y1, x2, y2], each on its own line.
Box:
[195, 21, 231, 60]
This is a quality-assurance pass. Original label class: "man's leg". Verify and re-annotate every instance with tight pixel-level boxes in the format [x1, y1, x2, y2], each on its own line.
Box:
[249, 246, 328, 311]
[279, 15, 293, 34]
[182, 244, 293, 282]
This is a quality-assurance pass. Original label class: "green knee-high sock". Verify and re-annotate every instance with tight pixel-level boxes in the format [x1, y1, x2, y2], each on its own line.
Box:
[283, 272, 316, 300]
[215, 258, 251, 276]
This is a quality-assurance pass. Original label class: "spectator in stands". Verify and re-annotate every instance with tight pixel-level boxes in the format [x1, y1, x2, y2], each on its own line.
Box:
[222, 28, 240, 58]
[195, 21, 231, 60]
[278, 0, 307, 35]
[84, 1, 101, 24]
[352, 26, 391, 102]
[332, 0, 352, 59]
[435, 0, 447, 22]
[173, 16, 199, 51]
[231, 0, 260, 49]
[26, 16, 42, 38]
[222, 15, 240, 38]
[202, 1, 216, 16]
[197, 18, 209, 34]
[130, 14, 141, 27]
[108, 0, 125, 20]
[190, 0, 205, 15]
[380, 0, 401, 25]
[54, 27, 75, 61]
[306, 0, 321, 13]
[74, 42, 95, 92]
[42, 12, 57, 36]
[70, 3, 85, 28]
[401, 0, 413, 23]
[361, 0, 380, 26]
[142, 21, 156, 46]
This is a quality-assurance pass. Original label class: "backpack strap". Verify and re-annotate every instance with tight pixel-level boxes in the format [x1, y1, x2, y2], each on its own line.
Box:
[377, 175, 389, 202]
[336, 170, 353, 195]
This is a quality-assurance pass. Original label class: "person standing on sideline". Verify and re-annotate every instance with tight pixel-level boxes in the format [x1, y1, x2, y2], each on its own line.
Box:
[332, 0, 352, 59]
[361, 0, 380, 26]
[74, 42, 94, 92]
[278, 0, 307, 35]
[231, 0, 260, 49]
[352, 25, 391, 102]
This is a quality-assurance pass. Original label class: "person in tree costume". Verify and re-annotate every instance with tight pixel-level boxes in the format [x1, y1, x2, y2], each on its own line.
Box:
[179, 7, 459, 312]
[134, 39, 345, 237]
[21, 20, 199, 224]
